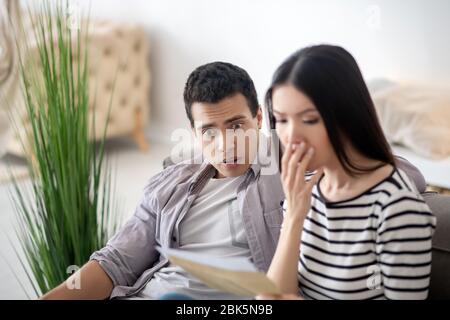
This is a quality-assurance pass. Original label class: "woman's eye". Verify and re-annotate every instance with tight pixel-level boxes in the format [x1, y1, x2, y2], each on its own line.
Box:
[303, 119, 319, 125]
[274, 118, 287, 124]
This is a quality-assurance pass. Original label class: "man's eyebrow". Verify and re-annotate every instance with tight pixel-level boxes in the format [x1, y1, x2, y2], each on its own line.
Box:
[196, 122, 215, 130]
[273, 108, 317, 116]
[195, 115, 248, 130]
[224, 115, 247, 124]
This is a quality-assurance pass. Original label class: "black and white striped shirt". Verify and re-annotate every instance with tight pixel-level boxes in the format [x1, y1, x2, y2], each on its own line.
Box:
[286, 168, 436, 300]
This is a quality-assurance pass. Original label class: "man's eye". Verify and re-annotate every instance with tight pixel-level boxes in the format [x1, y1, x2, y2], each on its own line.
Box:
[203, 128, 217, 137]
[230, 123, 243, 131]
[303, 119, 319, 125]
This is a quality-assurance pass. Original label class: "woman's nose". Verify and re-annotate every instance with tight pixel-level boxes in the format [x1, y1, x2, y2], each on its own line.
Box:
[287, 122, 304, 145]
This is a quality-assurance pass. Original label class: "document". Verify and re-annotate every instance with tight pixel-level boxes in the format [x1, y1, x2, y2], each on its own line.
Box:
[156, 246, 280, 297]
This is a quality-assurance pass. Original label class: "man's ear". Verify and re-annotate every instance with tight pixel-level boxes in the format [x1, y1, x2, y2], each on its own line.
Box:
[257, 107, 263, 129]
[191, 125, 198, 139]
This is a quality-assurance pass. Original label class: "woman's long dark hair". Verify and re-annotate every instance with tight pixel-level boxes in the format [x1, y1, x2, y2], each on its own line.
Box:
[265, 45, 395, 176]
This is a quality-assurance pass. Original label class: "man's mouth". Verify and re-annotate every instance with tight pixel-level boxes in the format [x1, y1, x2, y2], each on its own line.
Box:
[221, 157, 241, 165]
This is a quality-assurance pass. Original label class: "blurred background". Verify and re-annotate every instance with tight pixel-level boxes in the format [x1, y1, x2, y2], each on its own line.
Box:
[73, 0, 450, 145]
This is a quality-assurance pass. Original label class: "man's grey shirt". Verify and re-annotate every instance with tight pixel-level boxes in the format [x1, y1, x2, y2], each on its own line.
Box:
[90, 159, 285, 299]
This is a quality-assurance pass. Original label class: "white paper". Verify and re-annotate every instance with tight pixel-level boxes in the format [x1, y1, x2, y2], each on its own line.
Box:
[155, 246, 280, 297]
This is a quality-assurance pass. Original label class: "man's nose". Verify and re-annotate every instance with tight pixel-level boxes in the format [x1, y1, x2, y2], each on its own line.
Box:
[215, 132, 225, 151]
[216, 130, 235, 153]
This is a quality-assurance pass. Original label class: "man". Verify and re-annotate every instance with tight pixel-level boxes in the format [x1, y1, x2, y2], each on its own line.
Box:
[41, 62, 426, 299]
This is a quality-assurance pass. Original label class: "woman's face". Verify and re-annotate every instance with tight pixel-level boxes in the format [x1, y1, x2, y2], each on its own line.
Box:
[271, 84, 334, 171]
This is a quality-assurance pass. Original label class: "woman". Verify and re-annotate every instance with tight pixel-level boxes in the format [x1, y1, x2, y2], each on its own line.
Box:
[263, 45, 436, 300]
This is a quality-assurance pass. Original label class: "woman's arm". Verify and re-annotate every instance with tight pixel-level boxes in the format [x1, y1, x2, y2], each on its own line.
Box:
[376, 189, 436, 299]
[266, 142, 322, 295]
[267, 217, 304, 294]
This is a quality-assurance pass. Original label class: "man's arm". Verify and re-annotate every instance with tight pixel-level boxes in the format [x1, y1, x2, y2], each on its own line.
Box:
[41, 172, 165, 300]
[40, 261, 113, 300]
[40, 164, 177, 300]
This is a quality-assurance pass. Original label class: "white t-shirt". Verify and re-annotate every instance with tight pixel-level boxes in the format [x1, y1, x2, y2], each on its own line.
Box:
[137, 175, 252, 300]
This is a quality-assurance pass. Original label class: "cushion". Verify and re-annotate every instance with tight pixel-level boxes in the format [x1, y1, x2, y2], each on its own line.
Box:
[370, 82, 450, 159]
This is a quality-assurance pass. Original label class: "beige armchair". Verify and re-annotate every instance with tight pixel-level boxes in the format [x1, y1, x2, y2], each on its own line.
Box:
[7, 18, 151, 156]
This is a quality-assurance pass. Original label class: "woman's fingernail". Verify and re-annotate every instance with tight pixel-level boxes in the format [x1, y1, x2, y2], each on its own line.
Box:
[299, 142, 305, 149]
[309, 147, 314, 155]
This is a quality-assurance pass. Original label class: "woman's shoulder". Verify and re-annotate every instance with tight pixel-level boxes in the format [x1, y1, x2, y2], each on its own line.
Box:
[369, 166, 422, 202]
[309, 165, 415, 206]
[374, 168, 435, 231]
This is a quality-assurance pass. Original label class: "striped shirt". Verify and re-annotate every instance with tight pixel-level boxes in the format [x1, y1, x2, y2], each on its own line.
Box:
[284, 168, 436, 300]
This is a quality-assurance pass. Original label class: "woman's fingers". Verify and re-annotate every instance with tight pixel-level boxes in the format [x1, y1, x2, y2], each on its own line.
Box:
[283, 144, 301, 191]
[300, 147, 314, 174]
[307, 168, 324, 192]
[293, 147, 314, 190]
[282, 142, 316, 195]
[281, 143, 293, 181]
[287, 143, 306, 175]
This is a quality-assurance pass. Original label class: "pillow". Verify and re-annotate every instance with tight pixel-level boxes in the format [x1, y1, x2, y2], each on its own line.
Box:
[370, 82, 450, 159]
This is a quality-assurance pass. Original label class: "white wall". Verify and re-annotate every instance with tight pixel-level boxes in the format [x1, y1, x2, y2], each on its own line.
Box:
[31, 0, 450, 143]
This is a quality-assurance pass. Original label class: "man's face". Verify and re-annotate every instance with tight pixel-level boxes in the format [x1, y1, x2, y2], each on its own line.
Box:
[191, 93, 262, 178]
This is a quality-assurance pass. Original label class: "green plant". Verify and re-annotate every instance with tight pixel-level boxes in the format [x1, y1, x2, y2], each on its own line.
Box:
[8, 0, 119, 297]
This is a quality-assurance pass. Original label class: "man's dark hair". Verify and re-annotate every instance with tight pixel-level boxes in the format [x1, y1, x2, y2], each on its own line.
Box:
[183, 62, 259, 127]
